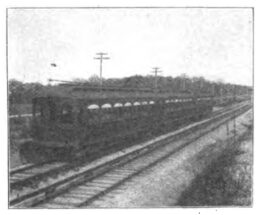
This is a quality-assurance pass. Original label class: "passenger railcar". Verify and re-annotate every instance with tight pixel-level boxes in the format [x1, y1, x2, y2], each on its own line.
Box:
[25, 85, 214, 161]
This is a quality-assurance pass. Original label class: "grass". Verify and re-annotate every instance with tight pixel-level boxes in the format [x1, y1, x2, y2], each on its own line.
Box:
[177, 129, 252, 206]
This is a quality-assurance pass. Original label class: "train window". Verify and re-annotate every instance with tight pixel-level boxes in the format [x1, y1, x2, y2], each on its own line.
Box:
[48, 101, 57, 121]
[101, 103, 112, 109]
[134, 102, 140, 106]
[33, 102, 43, 118]
[88, 104, 99, 110]
[60, 104, 73, 123]
[114, 103, 123, 107]
[141, 101, 148, 105]
[124, 102, 132, 107]
[149, 101, 155, 105]
[36, 101, 54, 120]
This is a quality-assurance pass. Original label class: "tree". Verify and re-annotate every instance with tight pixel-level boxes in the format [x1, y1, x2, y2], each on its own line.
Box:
[9, 79, 25, 104]
[8, 79, 43, 104]
[88, 74, 101, 85]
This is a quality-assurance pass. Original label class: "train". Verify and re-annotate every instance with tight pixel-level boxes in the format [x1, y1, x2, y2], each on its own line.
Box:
[21, 83, 240, 161]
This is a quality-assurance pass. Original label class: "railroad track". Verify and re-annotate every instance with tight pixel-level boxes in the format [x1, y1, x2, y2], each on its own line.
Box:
[9, 101, 251, 208]
[10, 162, 68, 190]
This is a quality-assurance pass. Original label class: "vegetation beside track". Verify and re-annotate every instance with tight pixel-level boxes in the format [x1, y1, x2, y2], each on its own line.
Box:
[177, 124, 252, 206]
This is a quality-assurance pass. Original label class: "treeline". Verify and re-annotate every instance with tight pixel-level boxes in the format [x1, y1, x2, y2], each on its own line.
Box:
[9, 79, 44, 104]
[74, 74, 252, 96]
[9, 74, 252, 105]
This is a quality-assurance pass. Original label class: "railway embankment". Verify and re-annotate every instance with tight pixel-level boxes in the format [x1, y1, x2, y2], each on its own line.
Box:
[85, 109, 252, 207]
[177, 117, 252, 206]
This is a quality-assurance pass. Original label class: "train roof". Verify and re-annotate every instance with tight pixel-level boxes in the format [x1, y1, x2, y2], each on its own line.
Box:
[34, 84, 198, 102]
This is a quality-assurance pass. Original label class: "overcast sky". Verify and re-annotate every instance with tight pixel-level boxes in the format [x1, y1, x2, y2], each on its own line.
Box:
[8, 8, 253, 86]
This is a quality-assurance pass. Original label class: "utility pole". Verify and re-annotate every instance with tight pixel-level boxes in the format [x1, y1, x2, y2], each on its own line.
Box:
[94, 52, 110, 91]
[151, 67, 162, 93]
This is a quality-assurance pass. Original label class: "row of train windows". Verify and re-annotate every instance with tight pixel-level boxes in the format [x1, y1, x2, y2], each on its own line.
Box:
[37, 98, 199, 116]
[87, 98, 195, 110]
[36, 97, 210, 123]
[59, 99, 189, 124]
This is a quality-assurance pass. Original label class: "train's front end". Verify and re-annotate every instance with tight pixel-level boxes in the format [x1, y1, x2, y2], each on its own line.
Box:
[24, 96, 82, 161]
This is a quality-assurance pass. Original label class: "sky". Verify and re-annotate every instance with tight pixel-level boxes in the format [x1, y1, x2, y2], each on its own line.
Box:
[7, 8, 253, 86]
